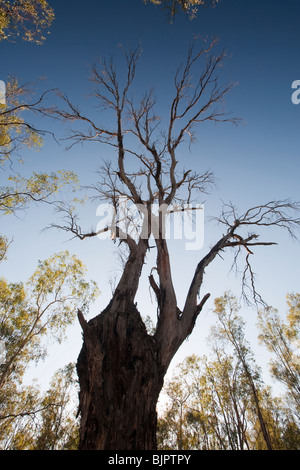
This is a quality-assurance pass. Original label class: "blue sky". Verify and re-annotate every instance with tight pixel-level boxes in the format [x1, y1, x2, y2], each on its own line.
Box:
[1, 0, 300, 391]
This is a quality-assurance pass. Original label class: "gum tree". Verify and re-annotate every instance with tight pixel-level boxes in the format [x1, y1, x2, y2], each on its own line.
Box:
[0, 0, 54, 44]
[0, 77, 79, 260]
[0, 251, 98, 448]
[258, 295, 300, 418]
[0, 251, 99, 391]
[52, 39, 300, 450]
[213, 294, 273, 450]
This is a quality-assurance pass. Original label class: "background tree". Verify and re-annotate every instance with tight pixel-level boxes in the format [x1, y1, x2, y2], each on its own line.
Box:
[29, 364, 79, 450]
[0, 0, 54, 44]
[212, 293, 273, 449]
[0, 250, 99, 388]
[0, 251, 99, 447]
[49, 38, 300, 450]
[0, 77, 55, 165]
[0, 364, 79, 450]
[0, 3, 91, 449]
[257, 295, 300, 421]
[158, 297, 300, 450]
[0, 77, 80, 260]
[158, 354, 254, 450]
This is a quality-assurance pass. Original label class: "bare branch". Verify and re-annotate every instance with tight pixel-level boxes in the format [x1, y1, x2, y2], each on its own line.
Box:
[183, 199, 300, 311]
[168, 38, 239, 152]
[218, 200, 300, 239]
[164, 38, 239, 205]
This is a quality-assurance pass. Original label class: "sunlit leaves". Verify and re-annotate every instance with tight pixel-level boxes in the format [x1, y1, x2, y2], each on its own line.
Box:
[0, 170, 79, 216]
[0, 251, 99, 388]
[158, 293, 300, 450]
[0, 169, 79, 261]
[27, 364, 79, 450]
[0, 78, 48, 166]
[0, 78, 80, 261]
[0, 235, 9, 262]
[0, 0, 54, 44]
[0, 251, 98, 449]
[0, 364, 79, 450]
[286, 293, 300, 339]
[257, 297, 300, 417]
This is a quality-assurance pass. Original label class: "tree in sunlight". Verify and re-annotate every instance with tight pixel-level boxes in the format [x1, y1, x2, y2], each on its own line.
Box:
[258, 294, 300, 421]
[0, 250, 99, 390]
[0, 364, 79, 450]
[0, 251, 99, 448]
[0, 78, 52, 165]
[158, 295, 300, 450]
[0, 0, 54, 44]
[0, 77, 79, 260]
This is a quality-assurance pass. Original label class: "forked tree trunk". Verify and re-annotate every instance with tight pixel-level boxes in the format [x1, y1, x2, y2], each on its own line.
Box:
[75, 238, 170, 450]
[75, 221, 212, 450]
[76, 299, 165, 450]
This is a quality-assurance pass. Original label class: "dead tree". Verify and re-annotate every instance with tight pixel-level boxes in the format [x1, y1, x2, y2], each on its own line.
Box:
[51, 39, 300, 450]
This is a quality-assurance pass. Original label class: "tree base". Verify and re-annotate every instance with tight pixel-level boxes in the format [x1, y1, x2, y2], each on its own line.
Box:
[76, 300, 164, 450]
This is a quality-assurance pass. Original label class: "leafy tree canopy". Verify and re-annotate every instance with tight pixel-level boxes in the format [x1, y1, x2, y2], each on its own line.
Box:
[0, 78, 79, 261]
[0, 250, 99, 388]
[158, 293, 300, 450]
[0, 0, 54, 44]
[0, 78, 53, 166]
[0, 250, 99, 449]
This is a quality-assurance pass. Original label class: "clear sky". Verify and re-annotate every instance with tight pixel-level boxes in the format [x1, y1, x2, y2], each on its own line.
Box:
[1, 0, 300, 392]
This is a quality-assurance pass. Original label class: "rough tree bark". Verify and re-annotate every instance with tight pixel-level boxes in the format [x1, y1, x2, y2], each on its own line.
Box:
[76, 238, 166, 450]
[50, 40, 300, 450]
[76, 231, 211, 450]
[77, 298, 164, 450]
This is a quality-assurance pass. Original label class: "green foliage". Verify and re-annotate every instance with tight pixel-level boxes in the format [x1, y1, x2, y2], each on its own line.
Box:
[257, 296, 300, 419]
[0, 78, 46, 165]
[0, 251, 99, 387]
[0, 364, 79, 450]
[0, 0, 54, 44]
[0, 252, 99, 449]
[286, 293, 300, 339]
[0, 78, 80, 261]
[0, 166, 79, 262]
[0, 170, 79, 216]
[0, 235, 9, 262]
[158, 293, 300, 450]
[28, 364, 79, 450]
[212, 293, 260, 382]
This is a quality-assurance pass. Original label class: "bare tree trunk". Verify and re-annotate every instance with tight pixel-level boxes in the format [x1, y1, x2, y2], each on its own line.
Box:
[77, 300, 165, 450]
[75, 225, 213, 449]
[76, 237, 171, 450]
